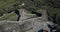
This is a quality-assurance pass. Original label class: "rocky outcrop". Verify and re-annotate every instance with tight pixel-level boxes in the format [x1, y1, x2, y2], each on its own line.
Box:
[0, 17, 54, 32]
[0, 9, 54, 32]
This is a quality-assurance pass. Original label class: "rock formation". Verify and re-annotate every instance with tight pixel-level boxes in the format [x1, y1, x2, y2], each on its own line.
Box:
[0, 9, 54, 32]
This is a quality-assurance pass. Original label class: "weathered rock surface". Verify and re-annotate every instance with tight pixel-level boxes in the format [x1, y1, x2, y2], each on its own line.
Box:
[0, 17, 54, 32]
[0, 9, 54, 32]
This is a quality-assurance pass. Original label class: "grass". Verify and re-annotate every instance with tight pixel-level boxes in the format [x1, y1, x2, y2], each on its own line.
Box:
[0, 0, 20, 14]
[0, 12, 18, 21]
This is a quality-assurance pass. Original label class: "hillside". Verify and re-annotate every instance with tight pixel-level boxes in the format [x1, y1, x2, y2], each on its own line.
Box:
[0, 0, 60, 32]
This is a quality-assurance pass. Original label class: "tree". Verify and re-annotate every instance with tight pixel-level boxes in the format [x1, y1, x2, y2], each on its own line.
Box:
[45, 0, 60, 8]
